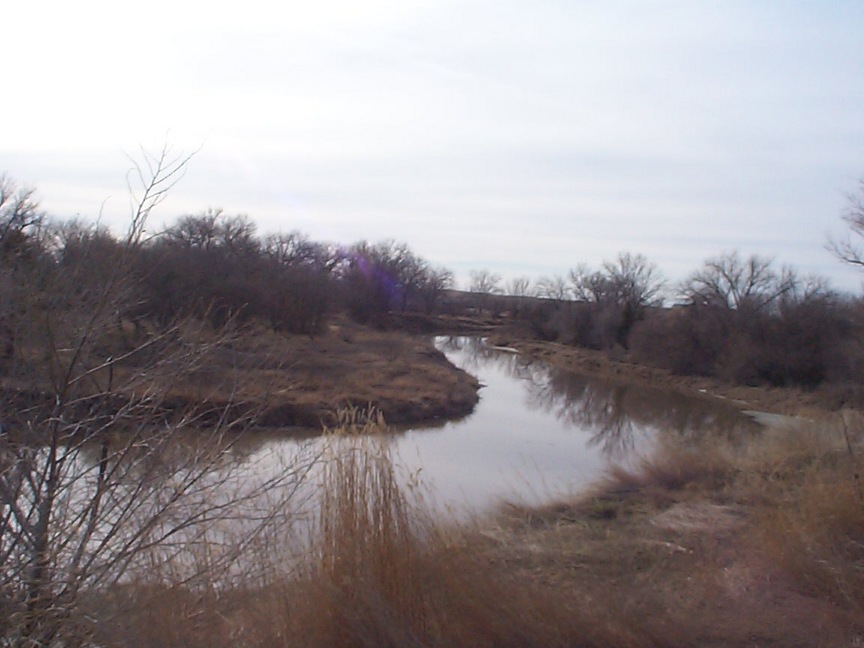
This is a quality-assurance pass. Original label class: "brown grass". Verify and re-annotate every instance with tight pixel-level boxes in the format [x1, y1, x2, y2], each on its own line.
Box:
[749, 417, 864, 616]
[491, 418, 864, 647]
[71, 412, 864, 647]
[92, 410, 675, 648]
[257, 409, 670, 648]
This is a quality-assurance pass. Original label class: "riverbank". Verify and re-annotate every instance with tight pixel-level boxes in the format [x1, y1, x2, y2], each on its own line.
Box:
[134, 315, 855, 432]
[90, 411, 864, 647]
[0, 319, 481, 434]
[487, 330, 846, 417]
[171, 320, 481, 430]
[478, 414, 864, 646]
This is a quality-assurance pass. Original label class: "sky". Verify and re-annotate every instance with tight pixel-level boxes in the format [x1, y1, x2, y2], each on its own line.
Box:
[3, 0, 864, 293]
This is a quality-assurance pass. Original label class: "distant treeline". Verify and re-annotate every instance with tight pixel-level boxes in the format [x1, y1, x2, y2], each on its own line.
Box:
[466, 252, 864, 400]
[3, 172, 864, 399]
[0, 181, 455, 342]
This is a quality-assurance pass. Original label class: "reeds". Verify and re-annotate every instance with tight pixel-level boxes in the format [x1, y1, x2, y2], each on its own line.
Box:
[751, 415, 864, 614]
[281, 408, 659, 648]
[92, 408, 668, 647]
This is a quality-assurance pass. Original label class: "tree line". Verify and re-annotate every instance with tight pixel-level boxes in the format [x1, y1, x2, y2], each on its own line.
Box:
[467, 247, 864, 399]
[0, 179, 456, 359]
[4, 168, 864, 401]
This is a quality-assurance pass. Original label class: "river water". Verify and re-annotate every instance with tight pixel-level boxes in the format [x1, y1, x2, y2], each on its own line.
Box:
[192, 335, 760, 517]
[38, 335, 761, 585]
[389, 336, 758, 513]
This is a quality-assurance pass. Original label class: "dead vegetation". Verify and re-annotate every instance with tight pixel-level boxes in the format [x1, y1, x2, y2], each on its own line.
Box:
[146, 319, 480, 429]
[88, 412, 674, 648]
[488, 417, 864, 647]
[73, 411, 864, 648]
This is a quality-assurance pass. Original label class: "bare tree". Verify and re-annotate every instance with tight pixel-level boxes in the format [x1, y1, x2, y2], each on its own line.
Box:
[603, 252, 665, 316]
[567, 253, 664, 348]
[417, 266, 454, 314]
[0, 175, 45, 260]
[164, 208, 258, 258]
[682, 251, 795, 312]
[342, 240, 444, 319]
[535, 275, 571, 303]
[0, 149, 317, 645]
[506, 276, 533, 298]
[468, 269, 502, 295]
[570, 263, 616, 305]
[829, 178, 864, 269]
[264, 231, 334, 270]
[504, 276, 534, 317]
[468, 269, 502, 315]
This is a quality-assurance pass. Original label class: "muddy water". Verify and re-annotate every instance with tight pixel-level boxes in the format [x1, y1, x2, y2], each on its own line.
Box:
[389, 336, 759, 513]
[56, 336, 761, 583]
[129, 336, 758, 519]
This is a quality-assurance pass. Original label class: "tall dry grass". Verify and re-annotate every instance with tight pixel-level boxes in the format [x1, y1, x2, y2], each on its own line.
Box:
[270, 408, 667, 648]
[92, 409, 674, 648]
[749, 415, 864, 615]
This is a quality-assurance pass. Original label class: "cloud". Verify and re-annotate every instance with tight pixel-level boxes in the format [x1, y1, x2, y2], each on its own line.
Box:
[3, 0, 864, 292]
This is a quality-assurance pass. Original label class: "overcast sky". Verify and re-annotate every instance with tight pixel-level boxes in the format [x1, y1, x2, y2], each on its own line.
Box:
[3, 0, 864, 292]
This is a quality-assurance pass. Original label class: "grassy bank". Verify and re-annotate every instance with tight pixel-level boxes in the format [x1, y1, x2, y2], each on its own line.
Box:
[487, 331, 844, 417]
[57, 411, 864, 647]
[489, 415, 864, 646]
[1, 318, 480, 434]
[178, 320, 480, 429]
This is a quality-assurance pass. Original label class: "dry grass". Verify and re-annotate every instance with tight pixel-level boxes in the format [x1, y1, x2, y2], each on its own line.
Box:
[61, 412, 864, 647]
[748, 416, 864, 616]
[92, 410, 674, 648]
[491, 417, 864, 647]
[253, 409, 668, 648]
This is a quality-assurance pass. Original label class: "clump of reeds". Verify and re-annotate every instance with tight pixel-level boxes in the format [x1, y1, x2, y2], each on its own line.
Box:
[274, 407, 671, 648]
[89, 408, 676, 647]
[297, 407, 428, 645]
[595, 434, 737, 512]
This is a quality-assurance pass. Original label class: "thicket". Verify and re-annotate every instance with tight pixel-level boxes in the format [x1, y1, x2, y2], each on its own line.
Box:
[1, 185, 455, 357]
[480, 250, 864, 396]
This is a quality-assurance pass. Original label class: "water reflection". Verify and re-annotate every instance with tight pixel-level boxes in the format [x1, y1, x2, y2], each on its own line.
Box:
[438, 336, 758, 462]
[17, 335, 764, 588]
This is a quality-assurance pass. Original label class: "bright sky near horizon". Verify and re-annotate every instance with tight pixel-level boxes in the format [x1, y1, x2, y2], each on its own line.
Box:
[3, 1, 864, 293]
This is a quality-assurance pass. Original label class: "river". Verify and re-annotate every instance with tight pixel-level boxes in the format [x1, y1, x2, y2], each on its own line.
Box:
[37, 335, 761, 585]
[178, 335, 760, 517]
[388, 336, 758, 513]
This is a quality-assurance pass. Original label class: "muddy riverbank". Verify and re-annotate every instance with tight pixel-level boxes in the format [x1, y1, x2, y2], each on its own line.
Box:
[486, 331, 847, 417]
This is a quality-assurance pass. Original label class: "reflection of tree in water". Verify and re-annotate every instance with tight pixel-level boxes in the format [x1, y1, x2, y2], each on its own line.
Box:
[524, 365, 758, 458]
[523, 370, 638, 457]
[74, 428, 275, 481]
[440, 336, 759, 459]
[437, 336, 542, 381]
